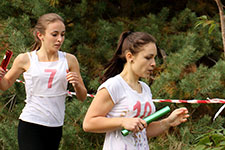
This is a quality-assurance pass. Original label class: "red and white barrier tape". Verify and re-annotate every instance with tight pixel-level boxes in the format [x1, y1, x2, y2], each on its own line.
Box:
[16, 79, 25, 84]
[15, 79, 225, 120]
[152, 99, 225, 104]
[16, 79, 225, 103]
[67, 91, 95, 98]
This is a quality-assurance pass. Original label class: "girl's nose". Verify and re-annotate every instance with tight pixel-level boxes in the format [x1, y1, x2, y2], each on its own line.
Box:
[57, 35, 63, 42]
[151, 58, 156, 67]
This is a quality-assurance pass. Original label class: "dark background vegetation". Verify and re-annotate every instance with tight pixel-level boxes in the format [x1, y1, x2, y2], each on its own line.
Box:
[0, 0, 225, 149]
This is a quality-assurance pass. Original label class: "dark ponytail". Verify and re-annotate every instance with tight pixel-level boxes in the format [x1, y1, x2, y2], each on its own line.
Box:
[100, 31, 156, 83]
[100, 31, 132, 83]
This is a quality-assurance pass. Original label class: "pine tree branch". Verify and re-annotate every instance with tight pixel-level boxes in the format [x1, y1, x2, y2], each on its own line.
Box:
[215, 0, 225, 57]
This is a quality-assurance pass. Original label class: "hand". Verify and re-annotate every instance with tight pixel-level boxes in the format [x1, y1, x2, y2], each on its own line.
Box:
[166, 107, 189, 127]
[121, 117, 147, 133]
[66, 70, 81, 87]
[0, 67, 7, 80]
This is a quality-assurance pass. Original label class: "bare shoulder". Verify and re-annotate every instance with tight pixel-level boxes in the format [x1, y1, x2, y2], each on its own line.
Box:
[90, 88, 114, 115]
[66, 53, 78, 63]
[13, 52, 30, 71]
[15, 53, 29, 63]
[65, 53, 79, 70]
[96, 88, 113, 103]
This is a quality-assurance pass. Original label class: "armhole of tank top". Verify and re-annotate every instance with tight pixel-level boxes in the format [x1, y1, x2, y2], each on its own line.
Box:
[58, 51, 66, 59]
[63, 52, 67, 58]
[24, 52, 32, 73]
[64, 52, 69, 70]
[27, 52, 32, 61]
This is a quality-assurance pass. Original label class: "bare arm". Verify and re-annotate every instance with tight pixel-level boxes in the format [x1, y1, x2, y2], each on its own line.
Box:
[83, 88, 147, 133]
[146, 107, 189, 138]
[66, 53, 87, 101]
[0, 53, 29, 91]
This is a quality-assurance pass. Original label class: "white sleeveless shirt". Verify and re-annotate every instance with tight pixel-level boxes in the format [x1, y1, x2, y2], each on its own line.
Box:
[19, 50, 68, 127]
[98, 75, 156, 150]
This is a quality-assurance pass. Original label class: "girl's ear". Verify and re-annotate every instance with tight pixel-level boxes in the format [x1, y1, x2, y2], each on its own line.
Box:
[37, 31, 43, 41]
[125, 51, 134, 63]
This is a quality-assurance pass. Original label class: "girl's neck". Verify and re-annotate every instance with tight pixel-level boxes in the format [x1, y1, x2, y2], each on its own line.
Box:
[120, 71, 138, 83]
[120, 69, 142, 93]
[37, 48, 58, 62]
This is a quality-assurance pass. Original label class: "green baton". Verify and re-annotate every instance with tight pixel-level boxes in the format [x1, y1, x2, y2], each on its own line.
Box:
[121, 106, 171, 136]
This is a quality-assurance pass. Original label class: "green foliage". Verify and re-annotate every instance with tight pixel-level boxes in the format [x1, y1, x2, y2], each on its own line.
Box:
[195, 15, 218, 34]
[60, 97, 104, 150]
[0, 120, 18, 150]
[0, 102, 23, 150]
[149, 114, 225, 150]
[0, 1, 225, 150]
[193, 127, 225, 150]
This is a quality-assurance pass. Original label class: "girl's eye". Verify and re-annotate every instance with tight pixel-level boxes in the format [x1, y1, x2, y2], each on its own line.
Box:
[145, 57, 151, 60]
[52, 33, 57, 37]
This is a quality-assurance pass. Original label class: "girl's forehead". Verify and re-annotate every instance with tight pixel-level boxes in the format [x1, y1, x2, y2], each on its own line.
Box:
[46, 21, 65, 31]
[139, 43, 157, 54]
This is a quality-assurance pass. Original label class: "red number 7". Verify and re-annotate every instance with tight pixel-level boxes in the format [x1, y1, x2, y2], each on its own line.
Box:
[45, 69, 57, 88]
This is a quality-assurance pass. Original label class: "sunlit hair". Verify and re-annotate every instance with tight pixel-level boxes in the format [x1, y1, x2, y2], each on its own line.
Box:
[31, 13, 64, 51]
[100, 31, 157, 83]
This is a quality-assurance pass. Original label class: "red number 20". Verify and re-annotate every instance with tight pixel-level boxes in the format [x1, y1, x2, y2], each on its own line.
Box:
[133, 101, 152, 118]
[45, 69, 57, 88]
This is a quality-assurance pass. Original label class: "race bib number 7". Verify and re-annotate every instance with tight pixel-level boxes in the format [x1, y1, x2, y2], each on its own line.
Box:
[45, 69, 57, 88]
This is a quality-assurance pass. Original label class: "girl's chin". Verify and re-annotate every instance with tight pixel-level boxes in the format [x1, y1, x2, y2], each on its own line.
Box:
[52, 47, 60, 51]
[143, 73, 152, 79]
[140, 74, 149, 79]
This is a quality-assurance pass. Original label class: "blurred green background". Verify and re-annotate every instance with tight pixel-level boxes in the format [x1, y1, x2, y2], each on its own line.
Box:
[0, 0, 225, 149]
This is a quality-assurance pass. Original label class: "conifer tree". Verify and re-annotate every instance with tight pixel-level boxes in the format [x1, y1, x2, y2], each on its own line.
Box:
[0, 1, 224, 149]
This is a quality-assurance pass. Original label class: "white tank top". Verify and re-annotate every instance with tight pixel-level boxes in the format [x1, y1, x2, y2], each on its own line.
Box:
[98, 75, 156, 150]
[19, 50, 68, 127]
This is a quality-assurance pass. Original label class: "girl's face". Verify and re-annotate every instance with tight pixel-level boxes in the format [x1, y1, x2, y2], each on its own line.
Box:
[131, 42, 157, 78]
[41, 20, 65, 52]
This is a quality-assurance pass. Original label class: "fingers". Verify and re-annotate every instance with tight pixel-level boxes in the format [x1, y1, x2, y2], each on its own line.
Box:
[123, 118, 147, 133]
[173, 107, 189, 118]
[140, 119, 148, 128]
[135, 118, 147, 133]
[136, 121, 145, 131]
[167, 107, 190, 127]
[66, 71, 80, 86]
[176, 107, 188, 114]
[0, 67, 6, 79]
[181, 114, 190, 122]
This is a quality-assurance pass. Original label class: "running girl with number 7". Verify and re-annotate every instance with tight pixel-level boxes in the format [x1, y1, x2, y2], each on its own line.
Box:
[0, 13, 87, 150]
[83, 31, 189, 150]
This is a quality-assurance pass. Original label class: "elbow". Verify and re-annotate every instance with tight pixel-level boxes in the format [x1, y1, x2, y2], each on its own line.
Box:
[0, 79, 11, 91]
[80, 94, 87, 102]
[82, 125, 89, 132]
[1, 88, 7, 92]
[82, 121, 92, 132]
[83, 117, 97, 133]
[78, 94, 87, 102]
[0, 85, 8, 91]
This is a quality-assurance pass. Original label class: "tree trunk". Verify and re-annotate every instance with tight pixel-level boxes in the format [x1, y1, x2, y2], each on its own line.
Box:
[215, 0, 225, 57]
